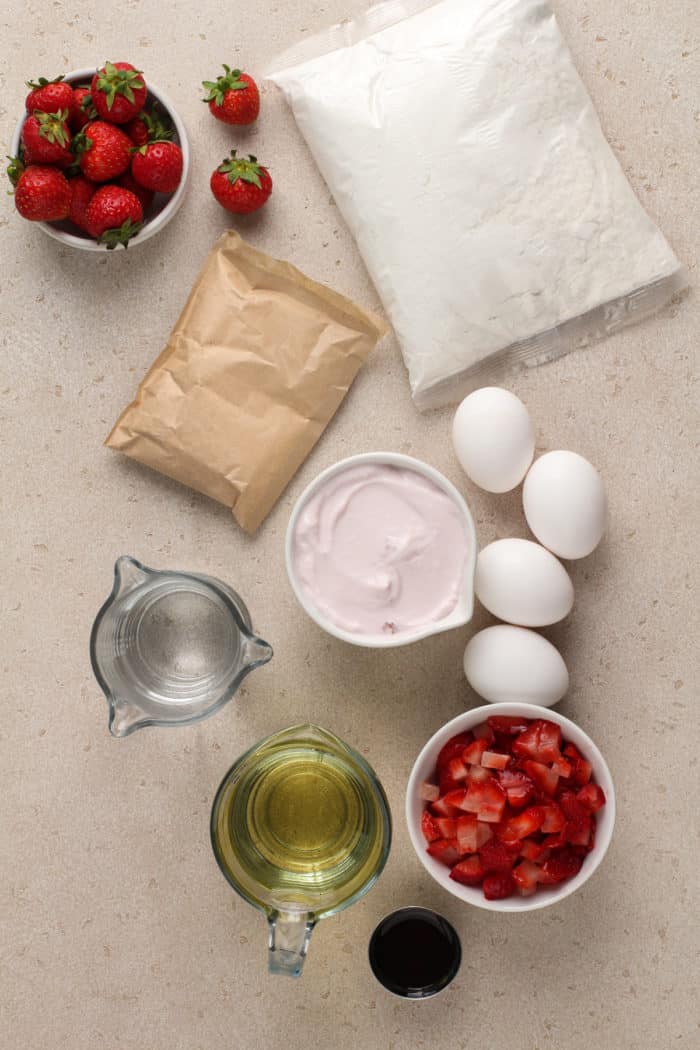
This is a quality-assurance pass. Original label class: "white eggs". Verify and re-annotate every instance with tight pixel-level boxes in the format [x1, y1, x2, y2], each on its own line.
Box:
[523, 450, 607, 559]
[452, 387, 535, 493]
[464, 625, 569, 706]
[475, 538, 574, 627]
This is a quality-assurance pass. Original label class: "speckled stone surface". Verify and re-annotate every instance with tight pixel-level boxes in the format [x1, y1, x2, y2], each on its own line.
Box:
[1, 3, 698, 1048]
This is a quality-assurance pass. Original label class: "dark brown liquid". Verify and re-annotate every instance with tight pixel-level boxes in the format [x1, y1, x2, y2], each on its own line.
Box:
[369, 908, 461, 998]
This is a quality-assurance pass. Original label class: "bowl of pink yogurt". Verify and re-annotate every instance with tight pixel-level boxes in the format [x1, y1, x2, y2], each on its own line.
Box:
[285, 453, 477, 648]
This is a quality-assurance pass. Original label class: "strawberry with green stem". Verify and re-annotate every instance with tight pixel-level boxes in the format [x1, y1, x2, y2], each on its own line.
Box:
[90, 62, 147, 124]
[70, 86, 97, 132]
[25, 75, 73, 115]
[73, 121, 132, 182]
[84, 185, 143, 248]
[210, 151, 272, 214]
[124, 107, 173, 148]
[202, 65, 260, 126]
[21, 110, 73, 168]
[131, 140, 183, 194]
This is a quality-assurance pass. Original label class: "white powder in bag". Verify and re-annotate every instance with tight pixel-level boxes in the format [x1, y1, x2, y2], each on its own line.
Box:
[268, 0, 685, 409]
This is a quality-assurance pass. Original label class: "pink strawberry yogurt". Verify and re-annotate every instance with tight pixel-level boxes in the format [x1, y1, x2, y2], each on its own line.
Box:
[292, 463, 470, 636]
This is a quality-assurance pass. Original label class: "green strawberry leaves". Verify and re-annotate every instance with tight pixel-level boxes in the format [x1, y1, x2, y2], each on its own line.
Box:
[26, 74, 65, 89]
[98, 217, 143, 250]
[95, 61, 145, 109]
[202, 64, 249, 106]
[35, 109, 70, 147]
[6, 154, 25, 190]
[217, 151, 266, 189]
[71, 129, 92, 157]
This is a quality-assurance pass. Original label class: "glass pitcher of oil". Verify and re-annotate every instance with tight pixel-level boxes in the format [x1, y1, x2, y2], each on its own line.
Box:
[210, 724, 392, 977]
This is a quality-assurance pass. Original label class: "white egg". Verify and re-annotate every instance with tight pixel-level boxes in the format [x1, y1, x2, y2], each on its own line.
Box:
[452, 387, 535, 493]
[464, 625, 569, 706]
[475, 538, 574, 627]
[523, 450, 607, 559]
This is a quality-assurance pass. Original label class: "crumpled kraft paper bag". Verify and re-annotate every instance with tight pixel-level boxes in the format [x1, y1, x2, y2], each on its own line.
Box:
[106, 231, 388, 532]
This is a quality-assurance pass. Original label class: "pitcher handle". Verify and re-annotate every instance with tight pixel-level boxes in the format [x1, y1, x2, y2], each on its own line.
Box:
[267, 911, 316, 977]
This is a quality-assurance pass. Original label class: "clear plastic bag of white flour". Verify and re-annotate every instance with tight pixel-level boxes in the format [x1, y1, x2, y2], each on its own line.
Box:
[268, 0, 686, 410]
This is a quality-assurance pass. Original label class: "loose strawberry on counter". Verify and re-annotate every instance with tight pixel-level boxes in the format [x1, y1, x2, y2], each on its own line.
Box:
[419, 716, 606, 900]
[210, 151, 272, 215]
[90, 62, 147, 124]
[25, 75, 73, 115]
[202, 64, 260, 125]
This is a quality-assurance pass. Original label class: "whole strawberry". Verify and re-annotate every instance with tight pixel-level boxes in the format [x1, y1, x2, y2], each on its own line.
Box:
[74, 121, 132, 182]
[68, 175, 97, 231]
[91, 62, 147, 124]
[124, 107, 172, 148]
[210, 151, 272, 214]
[116, 170, 155, 213]
[202, 65, 260, 126]
[25, 75, 73, 116]
[131, 140, 183, 194]
[21, 110, 73, 169]
[70, 86, 96, 132]
[14, 165, 71, 222]
[85, 185, 143, 248]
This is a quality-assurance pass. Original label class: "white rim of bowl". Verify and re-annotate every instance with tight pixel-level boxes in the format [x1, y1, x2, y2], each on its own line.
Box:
[405, 702, 616, 912]
[284, 451, 478, 648]
[10, 68, 190, 251]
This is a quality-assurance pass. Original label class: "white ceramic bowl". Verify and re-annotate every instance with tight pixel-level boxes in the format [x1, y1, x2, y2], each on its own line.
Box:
[406, 702, 615, 912]
[10, 67, 190, 250]
[285, 452, 477, 649]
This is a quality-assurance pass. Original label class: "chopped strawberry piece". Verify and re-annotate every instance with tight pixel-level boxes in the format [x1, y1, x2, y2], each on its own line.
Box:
[520, 838, 551, 862]
[562, 743, 583, 762]
[439, 770, 463, 795]
[441, 789, 468, 811]
[431, 796, 462, 818]
[576, 784, 606, 812]
[481, 750, 510, 770]
[540, 803, 566, 833]
[462, 739, 488, 765]
[450, 855, 484, 886]
[513, 719, 562, 764]
[523, 759, 559, 797]
[551, 756, 573, 778]
[468, 764, 491, 783]
[558, 791, 588, 822]
[512, 859, 542, 894]
[436, 817, 458, 839]
[572, 758, 593, 786]
[543, 831, 568, 850]
[462, 777, 507, 823]
[447, 756, 468, 781]
[565, 815, 592, 846]
[483, 872, 515, 900]
[479, 839, 518, 873]
[456, 814, 479, 854]
[436, 732, 474, 773]
[539, 848, 583, 884]
[427, 838, 461, 866]
[475, 821, 494, 848]
[498, 769, 535, 808]
[419, 781, 440, 802]
[421, 809, 441, 843]
[499, 806, 546, 842]
[472, 721, 495, 744]
[487, 715, 530, 735]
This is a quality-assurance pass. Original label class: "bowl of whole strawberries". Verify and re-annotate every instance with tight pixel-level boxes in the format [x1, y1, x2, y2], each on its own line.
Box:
[406, 703, 615, 912]
[8, 62, 190, 250]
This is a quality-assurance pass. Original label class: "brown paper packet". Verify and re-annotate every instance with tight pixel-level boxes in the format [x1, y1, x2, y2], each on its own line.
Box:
[106, 231, 388, 532]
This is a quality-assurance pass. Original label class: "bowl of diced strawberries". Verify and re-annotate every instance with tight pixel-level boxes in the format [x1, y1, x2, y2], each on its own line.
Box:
[406, 704, 615, 911]
[8, 63, 190, 250]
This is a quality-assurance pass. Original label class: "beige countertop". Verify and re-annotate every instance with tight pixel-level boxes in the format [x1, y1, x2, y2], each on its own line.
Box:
[1, 2, 698, 1047]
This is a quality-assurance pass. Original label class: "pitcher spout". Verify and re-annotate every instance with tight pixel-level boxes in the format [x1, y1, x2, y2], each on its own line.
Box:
[113, 555, 152, 599]
[242, 635, 273, 669]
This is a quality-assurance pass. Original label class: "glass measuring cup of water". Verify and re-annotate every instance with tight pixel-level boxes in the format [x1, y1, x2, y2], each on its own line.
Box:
[90, 556, 272, 736]
[210, 724, 392, 977]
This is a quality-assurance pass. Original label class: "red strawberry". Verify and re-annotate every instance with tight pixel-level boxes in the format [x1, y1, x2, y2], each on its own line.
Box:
[540, 802, 566, 833]
[13, 165, 71, 221]
[124, 107, 172, 148]
[116, 170, 155, 213]
[435, 817, 457, 839]
[25, 75, 73, 115]
[478, 839, 518, 874]
[70, 87, 96, 132]
[446, 756, 468, 782]
[21, 110, 73, 168]
[210, 151, 272, 215]
[68, 175, 96, 231]
[131, 140, 183, 194]
[522, 759, 559, 797]
[472, 721, 496, 744]
[576, 784, 606, 812]
[456, 814, 479, 854]
[462, 777, 506, 823]
[431, 795, 463, 818]
[419, 781, 440, 802]
[481, 750, 509, 771]
[520, 838, 551, 862]
[426, 838, 461, 867]
[467, 763, 491, 784]
[487, 715, 530, 736]
[483, 872, 515, 900]
[450, 856, 484, 886]
[512, 719, 562, 764]
[498, 769, 535, 808]
[562, 745, 592, 785]
[512, 860, 542, 895]
[84, 185, 143, 248]
[539, 849, 582, 884]
[421, 809, 441, 844]
[462, 739, 488, 766]
[498, 806, 546, 843]
[75, 121, 132, 182]
[91, 62, 147, 124]
[436, 732, 473, 774]
[202, 65, 260, 125]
